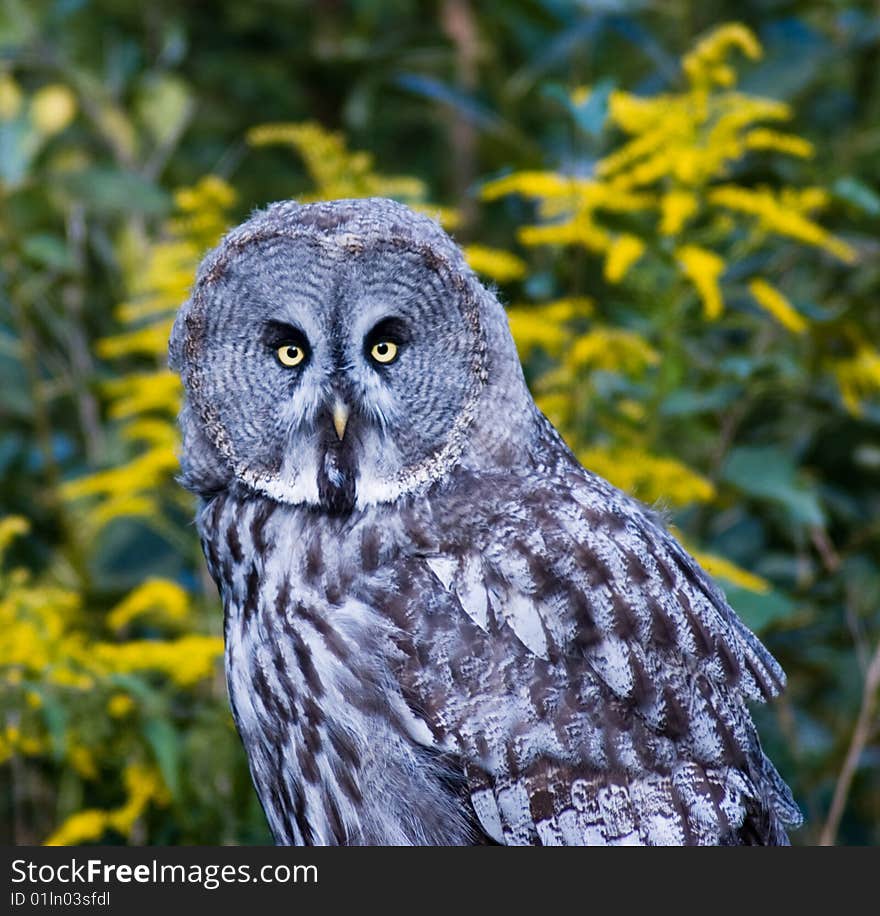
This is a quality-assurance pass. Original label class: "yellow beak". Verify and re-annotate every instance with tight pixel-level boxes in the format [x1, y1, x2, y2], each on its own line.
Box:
[332, 399, 350, 441]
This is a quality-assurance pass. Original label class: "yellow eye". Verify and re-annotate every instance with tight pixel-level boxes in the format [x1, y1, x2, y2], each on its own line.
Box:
[370, 340, 398, 364]
[276, 344, 305, 367]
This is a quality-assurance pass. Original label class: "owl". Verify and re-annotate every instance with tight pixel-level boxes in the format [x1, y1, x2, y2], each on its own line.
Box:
[169, 197, 801, 846]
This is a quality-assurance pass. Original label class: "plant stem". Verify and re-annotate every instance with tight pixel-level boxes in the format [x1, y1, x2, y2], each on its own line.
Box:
[819, 637, 880, 845]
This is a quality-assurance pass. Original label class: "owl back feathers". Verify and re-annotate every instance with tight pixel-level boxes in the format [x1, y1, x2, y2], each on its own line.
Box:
[405, 429, 801, 845]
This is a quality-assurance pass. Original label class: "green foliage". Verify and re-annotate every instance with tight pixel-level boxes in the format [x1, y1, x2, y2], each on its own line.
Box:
[0, 0, 878, 846]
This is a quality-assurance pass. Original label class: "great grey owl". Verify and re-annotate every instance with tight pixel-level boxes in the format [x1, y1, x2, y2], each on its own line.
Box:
[169, 197, 801, 846]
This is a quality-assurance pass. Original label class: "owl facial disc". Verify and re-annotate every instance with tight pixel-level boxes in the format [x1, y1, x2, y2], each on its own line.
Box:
[170, 198, 502, 513]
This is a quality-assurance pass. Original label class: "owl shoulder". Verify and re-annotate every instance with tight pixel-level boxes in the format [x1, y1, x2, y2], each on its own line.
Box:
[422, 458, 785, 708]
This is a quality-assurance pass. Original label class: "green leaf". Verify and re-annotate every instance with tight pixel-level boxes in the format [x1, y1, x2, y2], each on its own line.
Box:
[660, 385, 741, 417]
[833, 176, 880, 218]
[57, 167, 169, 216]
[572, 78, 613, 137]
[722, 583, 796, 634]
[137, 75, 193, 147]
[21, 233, 77, 272]
[0, 118, 37, 187]
[722, 446, 824, 527]
[39, 693, 68, 761]
[144, 716, 180, 800]
[395, 74, 505, 134]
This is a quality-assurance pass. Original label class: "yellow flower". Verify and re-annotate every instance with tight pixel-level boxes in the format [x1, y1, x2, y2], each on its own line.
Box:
[830, 344, 880, 416]
[709, 185, 855, 262]
[63, 446, 179, 502]
[480, 171, 585, 202]
[0, 73, 22, 119]
[462, 245, 527, 282]
[109, 764, 169, 834]
[676, 245, 726, 319]
[748, 279, 808, 334]
[578, 446, 715, 506]
[44, 765, 168, 845]
[107, 694, 135, 718]
[683, 543, 770, 593]
[121, 419, 178, 449]
[568, 327, 659, 376]
[534, 392, 571, 428]
[743, 128, 813, 158]
[97, 321, 174, 359]
[507, 311, 568, 358]
[604, 234, 645, 283]
[30, 85, 77, 136]
[506, 298, 594, 360]
[0, 515, 29, 557]
[103, 372, 181, 420]
[174, 175, 236, 212]
[247, 121, 429, 204]
[44, 810, 109, 846]
[107, 578, 190, 631]
[69, 744, 98, 779]
[617, 399, 647, 422]
[660, 191, 699, 235]
[781, 187, 829, 215]
[518, 216, 611, 252]
[92, 635, 223, 687]
[682, 23, 762, 88]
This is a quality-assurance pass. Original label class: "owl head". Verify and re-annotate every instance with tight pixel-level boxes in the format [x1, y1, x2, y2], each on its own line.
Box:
[170, 198, 537, 513]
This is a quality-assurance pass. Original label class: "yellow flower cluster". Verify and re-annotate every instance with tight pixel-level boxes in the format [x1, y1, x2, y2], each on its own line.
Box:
[708, 184, 855, 262]
[660, 190, 699, 235]
[567, 326, 660, 375]
[578, 446, 716, 507]
[682, 542, 770, 593]
[830, 342, 880, 416]
[248, 121, 440, 216]
[0, 515, 29, 555]
[66, 176, 235, 533]
[44, 764, 169, 846]
[483, 23, 852, 326]
[478, 25, 854, 583]
[748, 279, 807, 334]
[30, 85, 77, 137]
[2, 530, 218, 691]
[106, 578, 191, 632]
[681, 23, 762, 88]
[248, 121, 467, 238]
[92, 635, 223, 687]
[0, 73, 22, 119]
[676, 245, 726, 319]
[0, 724, 47, 764]
[1, 512, 221, 844]
[604, 234, 645, 283]
[462, 244, 527, 282]
[506, 297, 594, 359]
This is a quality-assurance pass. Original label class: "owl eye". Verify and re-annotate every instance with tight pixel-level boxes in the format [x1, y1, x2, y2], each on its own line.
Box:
[276, 343, 306, 367]
[370, 340, 399, 365]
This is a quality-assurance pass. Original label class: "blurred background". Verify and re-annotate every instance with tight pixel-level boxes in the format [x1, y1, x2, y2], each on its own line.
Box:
[0, 0, 878, 846]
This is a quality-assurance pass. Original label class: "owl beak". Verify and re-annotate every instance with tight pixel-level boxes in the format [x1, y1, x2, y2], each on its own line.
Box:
[332, 398, 350, 441]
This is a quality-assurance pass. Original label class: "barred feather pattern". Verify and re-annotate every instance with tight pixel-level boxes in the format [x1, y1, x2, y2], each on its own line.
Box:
[198, 417, 801, 846]
[176, 197, 801, 846]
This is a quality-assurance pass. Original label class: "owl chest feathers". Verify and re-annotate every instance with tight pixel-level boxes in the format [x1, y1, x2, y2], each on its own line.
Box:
[196, 462, 800, 846]
[197, 487, 479, 845]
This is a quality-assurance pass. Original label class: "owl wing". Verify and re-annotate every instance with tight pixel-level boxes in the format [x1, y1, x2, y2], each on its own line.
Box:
[410, 465, 801, 845]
